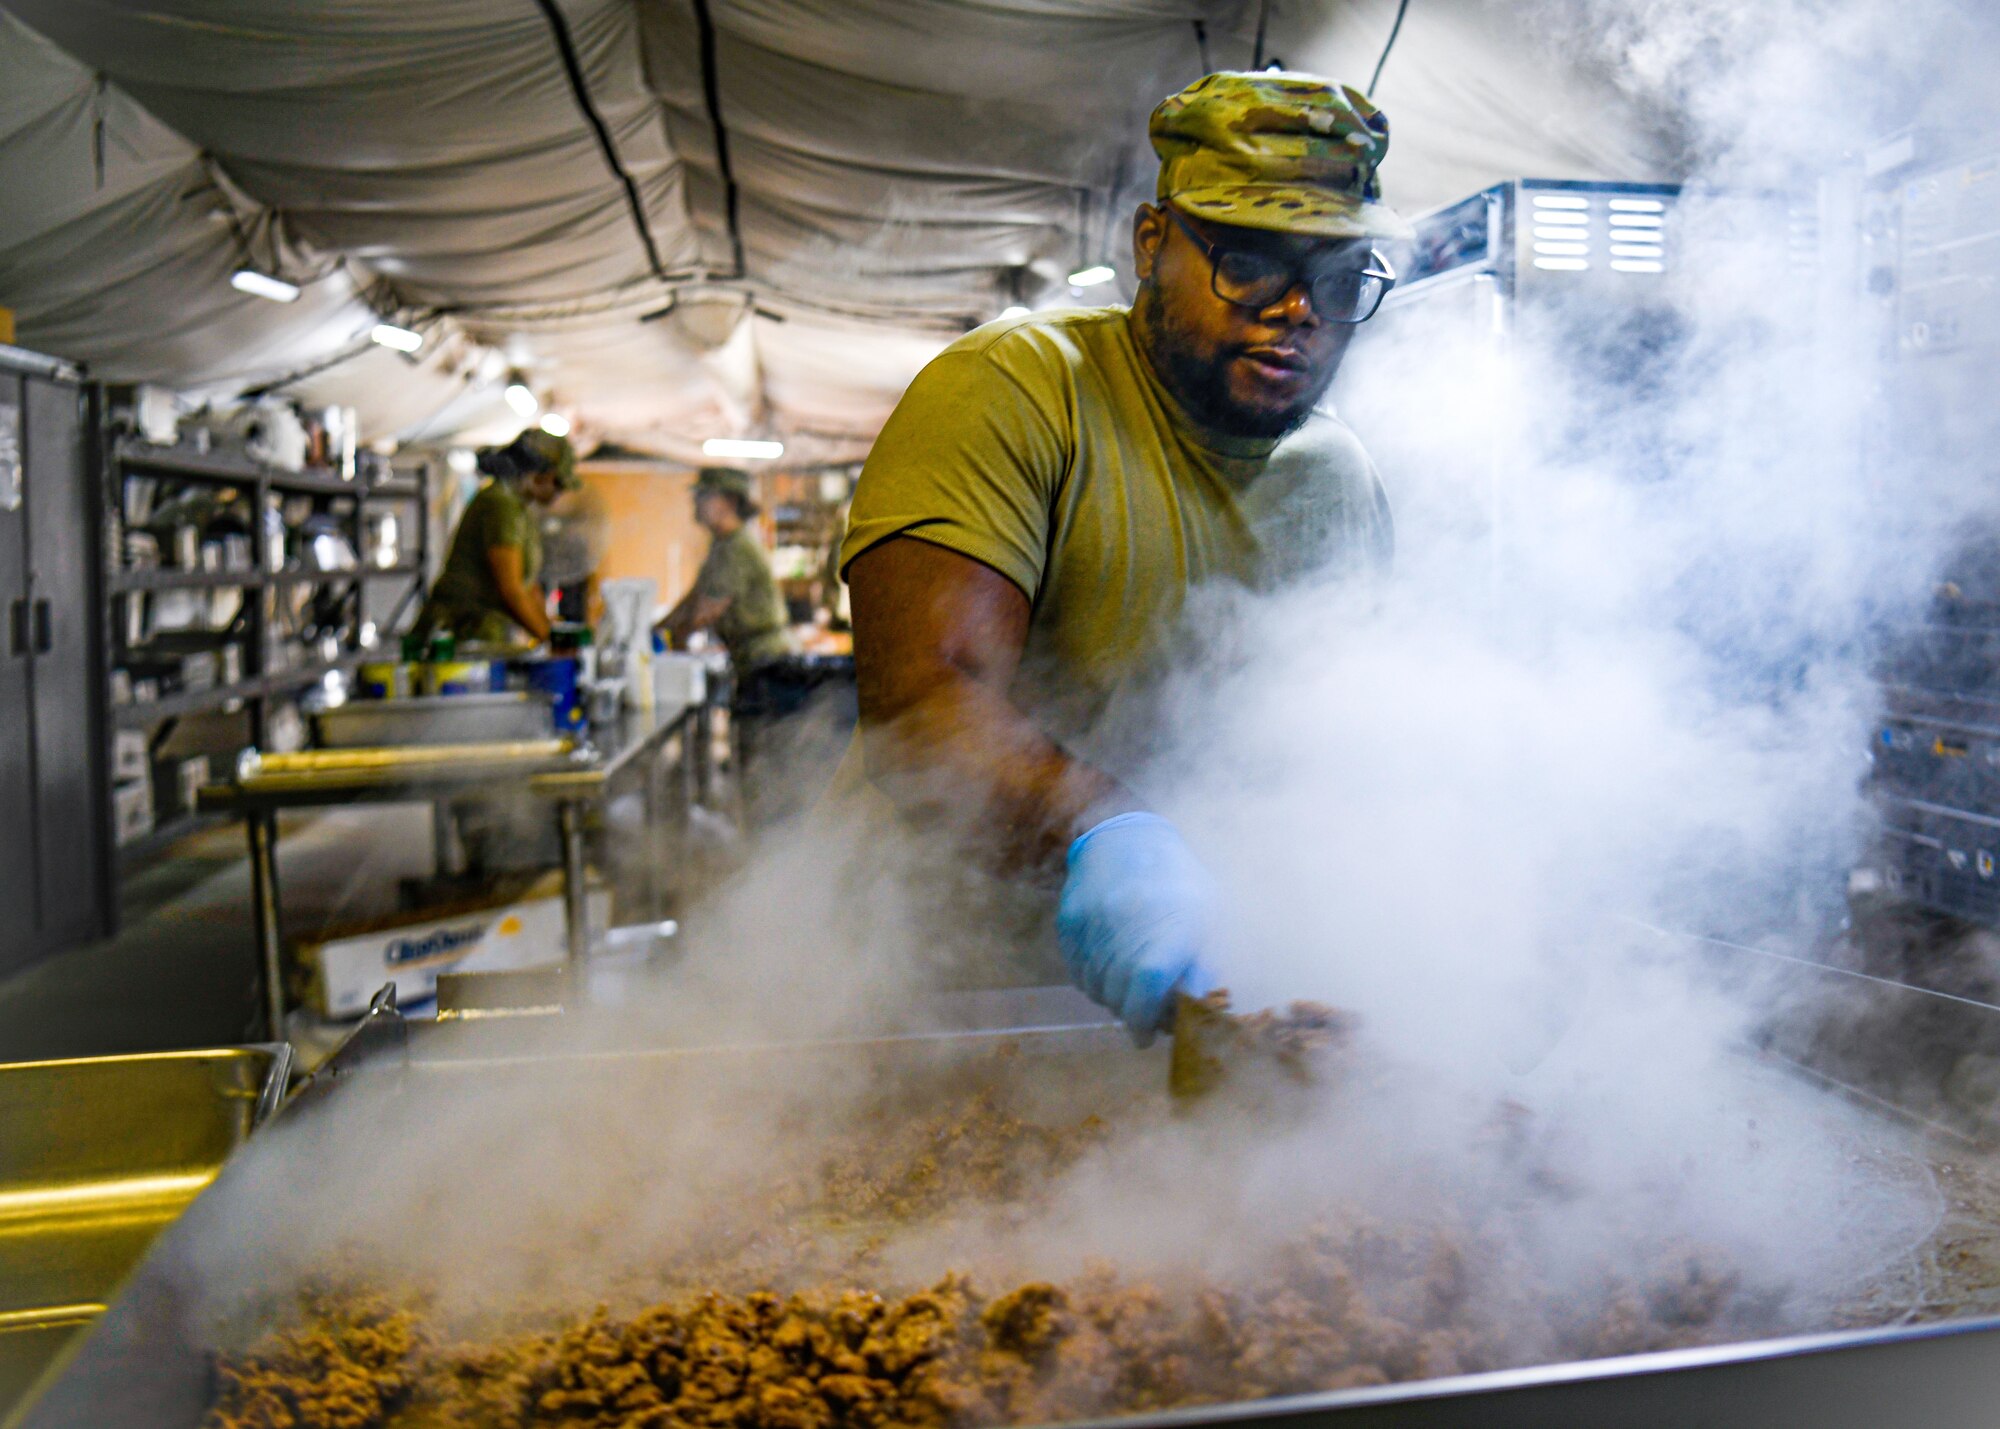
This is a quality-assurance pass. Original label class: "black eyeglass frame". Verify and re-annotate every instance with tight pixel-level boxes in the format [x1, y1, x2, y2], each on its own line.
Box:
[1164, 205, 1397, 324]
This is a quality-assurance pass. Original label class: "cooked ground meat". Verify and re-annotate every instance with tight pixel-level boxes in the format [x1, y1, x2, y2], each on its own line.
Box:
[207, 1225, 1745, 1429]
[204, 1042, 1753, 1429]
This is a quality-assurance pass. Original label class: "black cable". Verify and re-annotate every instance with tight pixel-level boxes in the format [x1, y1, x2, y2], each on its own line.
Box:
[1368, 0, 1412, 96]
[689, 0, 747, 278]
[1251, 0, 1269, 69]
[530, 0, 672, 284]
[1192, 19, 1210, 74]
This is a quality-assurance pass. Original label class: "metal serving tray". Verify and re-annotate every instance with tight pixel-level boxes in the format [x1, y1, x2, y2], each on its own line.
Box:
[15, 993, 2000, 1429]
[0, 1046, 289, 1423]
[312, 692, 552, 749]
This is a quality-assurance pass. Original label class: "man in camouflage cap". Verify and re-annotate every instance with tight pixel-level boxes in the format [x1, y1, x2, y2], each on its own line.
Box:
[839, 72, 1404, 1037]
[657, 467, 789, 673]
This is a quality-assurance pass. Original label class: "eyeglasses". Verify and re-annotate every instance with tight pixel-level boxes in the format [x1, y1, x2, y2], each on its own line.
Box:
[1165, 206, 1396, 323]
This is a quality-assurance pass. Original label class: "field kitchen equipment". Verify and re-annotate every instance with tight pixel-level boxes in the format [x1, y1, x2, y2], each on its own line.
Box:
[13, 966, 2000, 1429]
[1854, 131, 2000, 928]
[0, 1045, 289, 1422]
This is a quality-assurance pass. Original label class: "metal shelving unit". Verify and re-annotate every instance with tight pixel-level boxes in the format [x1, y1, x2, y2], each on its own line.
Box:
[105, 440, 432, 864]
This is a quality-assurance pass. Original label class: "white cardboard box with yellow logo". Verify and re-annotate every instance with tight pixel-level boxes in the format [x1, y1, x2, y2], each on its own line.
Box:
[298, 873, 609, 1017]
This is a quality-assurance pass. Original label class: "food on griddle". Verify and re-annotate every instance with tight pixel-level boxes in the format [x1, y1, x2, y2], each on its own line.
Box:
[207, 1290, 420, 1429]
[203, 1052, 1756, 1429]
[209, 1222, 1743, 1429]
[800, 1086, 1109, 1224]
[1169, 990, 1356, 1101]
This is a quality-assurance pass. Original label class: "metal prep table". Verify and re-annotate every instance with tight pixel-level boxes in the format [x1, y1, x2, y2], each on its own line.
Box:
[15, 979, 2000, 1429]
[197, 697, 705, 1038]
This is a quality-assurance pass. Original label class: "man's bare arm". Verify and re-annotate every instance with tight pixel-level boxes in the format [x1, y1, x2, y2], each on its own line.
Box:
[848, 536, 1136, 873]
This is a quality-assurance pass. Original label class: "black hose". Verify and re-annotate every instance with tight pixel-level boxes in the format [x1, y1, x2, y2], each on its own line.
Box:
[1368, 0, 1412, 96]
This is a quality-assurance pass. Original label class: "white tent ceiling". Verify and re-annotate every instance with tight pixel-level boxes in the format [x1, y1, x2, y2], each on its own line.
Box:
[0, 0, 1678, 465]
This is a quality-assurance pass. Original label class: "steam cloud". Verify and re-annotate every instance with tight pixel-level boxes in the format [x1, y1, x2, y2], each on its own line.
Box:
[106, 0, 2000, 1388]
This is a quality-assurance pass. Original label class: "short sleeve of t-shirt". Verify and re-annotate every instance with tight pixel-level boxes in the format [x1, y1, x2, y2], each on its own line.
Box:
[488, 486, 534, 551]
[839, 335, 1069, 602]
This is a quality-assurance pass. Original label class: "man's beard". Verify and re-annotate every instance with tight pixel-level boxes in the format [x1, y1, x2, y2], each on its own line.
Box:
[1134, 287, 1335, 440]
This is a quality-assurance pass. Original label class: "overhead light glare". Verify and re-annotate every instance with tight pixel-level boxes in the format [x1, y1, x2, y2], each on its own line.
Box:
[999, 305, 1030, 319]
[1532, 256, 1590, 272]
[539, 413, 572, 438]
[504, 383, 539, 418]
[1608, 198, 1667, 212]
[230, 269, 300, 303]
[1610, 259, 1665, 273]
[702, 438, 784, 460]
[1530, 195, 1590, 210]
[1533, 242, 1590, 257]
[1068, 264, 1116, 287]
[369, 323, 423, 353]
[1610, 243, 1664, 258]
[1609, 214, 1664, 228]
[1533, 226, 1589, 241]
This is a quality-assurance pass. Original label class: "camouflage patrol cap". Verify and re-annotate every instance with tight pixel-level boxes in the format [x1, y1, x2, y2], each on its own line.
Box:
[695, 465, 760, 513]
[1150, 71, 1411, 241]
[513, 427, 579, 489]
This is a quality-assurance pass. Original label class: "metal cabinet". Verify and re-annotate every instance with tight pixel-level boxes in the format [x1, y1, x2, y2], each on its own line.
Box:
[0, 347, 109, 976]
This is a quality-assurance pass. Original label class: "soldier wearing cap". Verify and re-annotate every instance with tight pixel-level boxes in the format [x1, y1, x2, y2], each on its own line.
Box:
[657, 466, 791, 672]
[839, 72, 1407, 1037]
[415, 427, 578, 646]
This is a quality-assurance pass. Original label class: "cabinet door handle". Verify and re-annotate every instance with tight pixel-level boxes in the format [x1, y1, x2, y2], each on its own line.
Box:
[32, 599, 50, 654]
[7, 600, 24, 657]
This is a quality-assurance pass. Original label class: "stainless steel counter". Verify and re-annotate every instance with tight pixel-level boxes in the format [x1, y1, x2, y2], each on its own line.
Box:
[0, 1046, 288, 1423]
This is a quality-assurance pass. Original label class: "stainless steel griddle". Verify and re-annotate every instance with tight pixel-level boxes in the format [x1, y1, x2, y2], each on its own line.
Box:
[14, 981, 2000, 1429]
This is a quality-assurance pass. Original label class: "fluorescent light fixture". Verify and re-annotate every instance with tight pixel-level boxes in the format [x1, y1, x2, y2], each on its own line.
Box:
[447, 447, 477, 475]
[539, 413, 571, 438]
[1532, 213, 1588, 228]
[1532, 256, 1590, 271]
[1610, 243, 1664, 258]
[1533, 242, 1590, 257]
[1609, 213, 1664, 228]
[702, 438, 784, 460]
[1000, 305, 1030, 319]
[1068, 264, 1116, 287]
[504, 383, 538, 418]
[230, 269, 300, 303]
[369, 323, 423, 353]
[1530, 195, 1589, 210]
[1610, 259, 1664, 273]
[1608, 198, 1667, 212]
[1533, 226, 1588, 240]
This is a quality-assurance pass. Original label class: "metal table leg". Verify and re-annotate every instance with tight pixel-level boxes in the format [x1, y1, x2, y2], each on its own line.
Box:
[558, 799, 590, 988]
[247, 810, 286, 1041]
[431, 799, 458, 881]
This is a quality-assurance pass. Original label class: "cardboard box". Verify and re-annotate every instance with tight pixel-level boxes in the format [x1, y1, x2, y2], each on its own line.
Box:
[113, 729, 149, 784]
[298, 874, 609, 1017]
[151, 755, 209, 821]
[0, 308, 13, 346]
[113, 779, 153, 846]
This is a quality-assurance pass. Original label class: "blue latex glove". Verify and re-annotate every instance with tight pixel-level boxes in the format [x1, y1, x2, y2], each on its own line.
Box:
[1057, 812, 1218, 1043]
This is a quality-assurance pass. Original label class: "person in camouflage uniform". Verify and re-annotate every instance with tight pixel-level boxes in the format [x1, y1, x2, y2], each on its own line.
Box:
[839, 72, 1410, 1035]
[415, 428, 578, 646]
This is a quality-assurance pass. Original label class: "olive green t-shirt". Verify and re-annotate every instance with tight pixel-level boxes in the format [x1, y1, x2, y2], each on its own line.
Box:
[839, 305, 1392, 745]
[697, 527, 791, 670]
[417, 479, 542, 644]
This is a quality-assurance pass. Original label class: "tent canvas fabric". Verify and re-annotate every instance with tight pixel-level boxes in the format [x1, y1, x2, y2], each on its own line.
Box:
[0, 0, 1676, 464]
